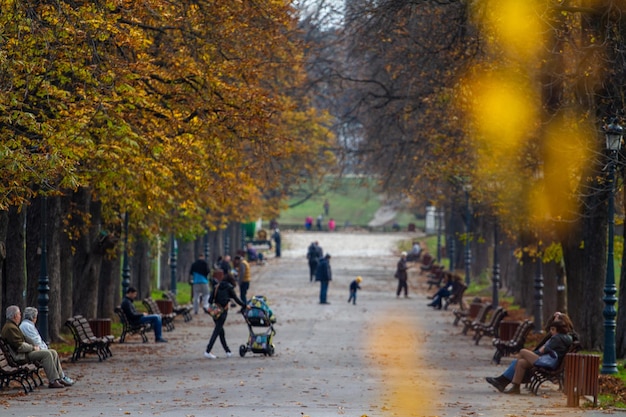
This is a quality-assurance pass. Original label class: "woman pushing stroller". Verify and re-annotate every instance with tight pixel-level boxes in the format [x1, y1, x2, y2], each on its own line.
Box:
[203, 272, 249, 359]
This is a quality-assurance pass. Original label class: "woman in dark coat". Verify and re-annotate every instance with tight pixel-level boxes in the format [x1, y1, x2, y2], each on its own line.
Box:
[395, 252, 409, 298]
[203, 274, 248, 359]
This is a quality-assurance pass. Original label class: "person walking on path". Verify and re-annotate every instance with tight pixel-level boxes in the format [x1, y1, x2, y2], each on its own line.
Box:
[189, 254, 211, 315]
[1, 305, 70, 388]
[121, 287, 168, 343]
[348, 276, 362, 305]
[272, 228, 281, 257]
[204, 273, 249, 359]
[395, 251, 409, 298]
[234, 255, 251, 305]
[307, 241, 322, 281]
[315, 253, 332, 304]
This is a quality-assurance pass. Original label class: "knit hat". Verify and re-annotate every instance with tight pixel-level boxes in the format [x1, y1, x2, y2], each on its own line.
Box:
[355, 276, 362, 283]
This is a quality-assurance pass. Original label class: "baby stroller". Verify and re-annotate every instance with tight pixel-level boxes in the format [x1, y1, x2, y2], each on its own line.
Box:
[239, 295, 276, 357]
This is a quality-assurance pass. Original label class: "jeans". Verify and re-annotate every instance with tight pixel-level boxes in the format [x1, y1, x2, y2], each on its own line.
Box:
[348, 290, 357, 304]
[192, 283, 210, 314]
[140, 314, 163, 341]
[206, 310, 230, 353]
[240, 281, 250, 305]
[503, 360, 516, 380]
[320, 281, 329, 303]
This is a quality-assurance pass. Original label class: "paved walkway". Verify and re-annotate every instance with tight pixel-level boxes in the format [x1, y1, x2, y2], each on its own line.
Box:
[0, 231, 619, 416]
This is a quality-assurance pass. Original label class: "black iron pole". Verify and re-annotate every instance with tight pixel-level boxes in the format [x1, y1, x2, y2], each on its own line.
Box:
[602, 151, 618, 374]
[37, 195, 50, 342]
[170, 234, 177, 294]
[121, 212, 130, 297]
[464, 188, 471, 286]
[492, 220, 500, 307]
[533, 244, 544, 333]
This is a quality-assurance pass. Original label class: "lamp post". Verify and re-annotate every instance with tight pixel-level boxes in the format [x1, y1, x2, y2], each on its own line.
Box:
[170, 234, 177, 294]
[533, 242, 544, 333]
[436, 208, 443, 264]
[601, 118, 623, 374]
[121, 212, 131, 297]
[492, 219, 500, 307]
[463, 183, 472, 286]
[37, 194, 49, 342]
[449, 200, 455, 272]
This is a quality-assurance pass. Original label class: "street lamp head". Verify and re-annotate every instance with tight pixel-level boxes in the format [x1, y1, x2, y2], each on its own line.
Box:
[604, 118, 623, 151]
[462, 183, 472, 192]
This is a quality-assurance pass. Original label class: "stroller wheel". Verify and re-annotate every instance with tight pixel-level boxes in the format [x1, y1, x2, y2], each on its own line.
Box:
[268, 344, 275, 356]
[239, 345, 247, 357]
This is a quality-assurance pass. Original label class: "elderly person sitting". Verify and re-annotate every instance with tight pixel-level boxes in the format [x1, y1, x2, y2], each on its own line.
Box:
[19, 306, 74, 386]
[1, 305, 71, 388]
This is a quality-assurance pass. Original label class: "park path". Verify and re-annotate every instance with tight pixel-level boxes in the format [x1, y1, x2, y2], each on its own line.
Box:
[0, 230, 610, 416]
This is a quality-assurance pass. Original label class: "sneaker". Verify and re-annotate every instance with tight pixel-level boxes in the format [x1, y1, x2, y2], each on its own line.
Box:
[225, 352, 233, 358]
[155, 338, 168, 343]
[204, 352, 217, 359]
[61, 376, 75, 386]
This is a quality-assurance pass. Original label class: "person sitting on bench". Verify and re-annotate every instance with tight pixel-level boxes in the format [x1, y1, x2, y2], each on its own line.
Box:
[427, 274, 462, 309]
[1, 305, 71, 388]
[121, 287, 168, 343]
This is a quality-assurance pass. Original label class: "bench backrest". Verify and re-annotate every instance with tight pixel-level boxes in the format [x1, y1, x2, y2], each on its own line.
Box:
[142, 297, 162, 315]
[115, 306, 132, 327]
[485, 307, 507, 329]
[471, 303, 493, 325]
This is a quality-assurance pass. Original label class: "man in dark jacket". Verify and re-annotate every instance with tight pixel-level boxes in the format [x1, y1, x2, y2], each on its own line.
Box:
[121, 287, 167, 343]
[315, 254, 332, 304]
[189, 254, 210, 314]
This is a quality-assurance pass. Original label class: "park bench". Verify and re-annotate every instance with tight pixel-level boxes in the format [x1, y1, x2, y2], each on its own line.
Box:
[443, 281, 467, 310]
[0, 337, 42, 393]
[472, 306, 507, 345]
[143, 297, 176, 331]
[163, 291, 193, 322]
[491, 319, 534, 364]
[114, 306, 150, 343]
[426, 266, 446, 290]
[527, 341, 581, 395]
[419, 253, 435, 274]
[452, 299, 483, 326]
[461, 302, 493, 335]
[65, 315, 112, 362]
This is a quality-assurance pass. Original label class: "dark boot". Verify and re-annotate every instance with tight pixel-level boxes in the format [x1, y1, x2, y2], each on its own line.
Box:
[504, 383, 520, 394]
[485, 375, 510, 392]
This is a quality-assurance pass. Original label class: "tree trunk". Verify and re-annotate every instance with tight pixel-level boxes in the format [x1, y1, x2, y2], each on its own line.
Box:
[5, 206, 26, 312]
[617, 182, 626, 358]
[46, 196, 63, 342]
[132, 237, 151, 298]
[0, 210, 8, 319]
[59, 196, 74, 326]
[562, 210, 606, 350]
[71, 188, 104, 319]
[98, 255, 120, 319]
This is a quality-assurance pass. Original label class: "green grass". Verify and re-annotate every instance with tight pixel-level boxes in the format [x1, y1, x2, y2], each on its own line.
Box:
[276, 177, 420, 229]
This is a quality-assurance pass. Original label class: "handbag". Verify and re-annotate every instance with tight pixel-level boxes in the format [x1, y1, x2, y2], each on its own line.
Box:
[206, 283, 224, 319]
[534, 350, 558, 369]
[206, 303, 224, 319]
